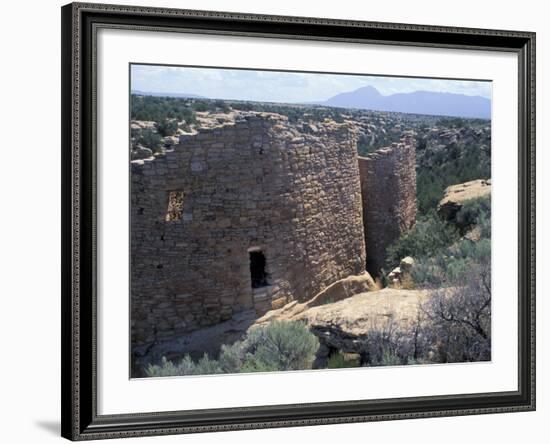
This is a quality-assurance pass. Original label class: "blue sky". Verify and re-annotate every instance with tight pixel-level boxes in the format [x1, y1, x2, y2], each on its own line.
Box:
[131, 64, 492, 103]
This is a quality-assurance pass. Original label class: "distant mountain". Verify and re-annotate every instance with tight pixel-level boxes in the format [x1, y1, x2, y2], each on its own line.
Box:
[132, 90, 207, 99]
[324, 86, 491, 119]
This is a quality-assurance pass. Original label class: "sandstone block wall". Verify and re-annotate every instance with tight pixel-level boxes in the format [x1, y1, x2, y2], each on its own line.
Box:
[358, 133, 417, 276]
[131, 113, 366, 347]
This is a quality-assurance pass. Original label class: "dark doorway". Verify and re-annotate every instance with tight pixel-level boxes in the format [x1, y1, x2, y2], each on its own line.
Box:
[249, 251, 269, 288]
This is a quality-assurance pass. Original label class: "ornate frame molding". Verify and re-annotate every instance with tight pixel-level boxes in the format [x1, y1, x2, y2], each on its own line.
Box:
[61, 2, 535, 440]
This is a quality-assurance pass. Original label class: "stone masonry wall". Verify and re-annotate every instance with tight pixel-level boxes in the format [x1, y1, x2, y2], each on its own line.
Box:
[131, 113, 366, 347]
[358, 132, 417, 276]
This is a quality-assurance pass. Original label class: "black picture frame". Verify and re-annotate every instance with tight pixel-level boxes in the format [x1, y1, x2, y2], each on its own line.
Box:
[61, 2, 536, 440]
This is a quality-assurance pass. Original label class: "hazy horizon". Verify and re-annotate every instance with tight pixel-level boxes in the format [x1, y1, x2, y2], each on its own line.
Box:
[131, 64, 492, 105]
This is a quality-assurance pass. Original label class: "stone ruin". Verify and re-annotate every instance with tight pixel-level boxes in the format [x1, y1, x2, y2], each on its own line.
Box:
[358, 132, 417, 275]
[131, 113, 416, 347]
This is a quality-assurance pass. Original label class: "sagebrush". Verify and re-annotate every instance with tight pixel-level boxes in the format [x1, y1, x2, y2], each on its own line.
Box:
[145, 320, 319, 377]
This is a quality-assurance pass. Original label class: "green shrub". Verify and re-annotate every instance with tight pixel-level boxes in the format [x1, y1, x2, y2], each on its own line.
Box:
[136, 128, 163, 152]
[156, 119, 179, 137]
[411, 237, 491, 287]
[454, 196, 491, 235]
[388, 192, 491, 288]
[217, 342, 244, 374]
[145, 354, 223, 377]
[385, 211, 459, 270]
[144, 321, 319, 377]
[239, 358, 281, 373]
[416, 142, 490, 214]
[131, 94, 196, 123]
[242, 321, 319, 371]
[192, 101, 210, 112]
[214, 99, 231, 113]
[145, 355, 196, 377]
[193, 354, 223, 375]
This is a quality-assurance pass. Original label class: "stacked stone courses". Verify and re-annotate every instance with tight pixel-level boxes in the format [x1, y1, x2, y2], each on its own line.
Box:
[358, 132, 417, 276]
[131, 113, 367, 346]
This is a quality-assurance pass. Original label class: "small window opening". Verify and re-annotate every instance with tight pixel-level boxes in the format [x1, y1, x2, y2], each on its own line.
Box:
[165, 191, 184, 221]
[249, 251, 269, 288]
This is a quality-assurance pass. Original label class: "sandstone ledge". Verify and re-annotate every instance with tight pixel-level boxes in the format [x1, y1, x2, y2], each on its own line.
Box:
[254, 287, 431, 358]
[257, 287, 429, 335]
[255, 272, 376, 324]
[438, 179, 491, 220]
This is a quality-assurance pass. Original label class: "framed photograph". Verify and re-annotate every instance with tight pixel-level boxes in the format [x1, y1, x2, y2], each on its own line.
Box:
[61, 2, 535, 440]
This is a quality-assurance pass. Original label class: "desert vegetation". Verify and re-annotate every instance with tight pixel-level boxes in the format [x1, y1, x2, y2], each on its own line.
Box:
[386, 196, 490, 286]
[416, 142, 490, 213]
[145, 321, 319, 377]
[380, 194, 491, 363]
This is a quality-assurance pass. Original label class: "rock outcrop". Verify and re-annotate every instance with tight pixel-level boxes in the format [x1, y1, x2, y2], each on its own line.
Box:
[387, 256, 415, 286]
[255, 272, 376, 324]
[257, 287, 430, 366]
[437, 179, 491, 220]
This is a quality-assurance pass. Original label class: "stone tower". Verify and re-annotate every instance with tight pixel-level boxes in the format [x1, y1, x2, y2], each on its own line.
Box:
[130, 113, 367, 347]
[358, 132, 417, 276]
